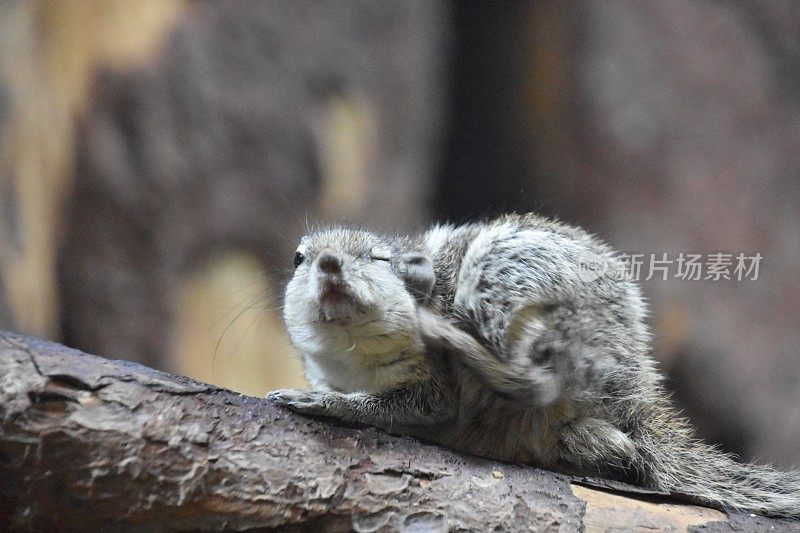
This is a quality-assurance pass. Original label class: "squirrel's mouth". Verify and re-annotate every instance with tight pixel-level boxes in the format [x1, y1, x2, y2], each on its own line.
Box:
[321, 281, 350, 304]
[318, 280, 357, 322]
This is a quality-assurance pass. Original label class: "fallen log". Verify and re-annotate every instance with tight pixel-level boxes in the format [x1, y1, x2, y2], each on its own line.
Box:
[0, 331, 794, 531]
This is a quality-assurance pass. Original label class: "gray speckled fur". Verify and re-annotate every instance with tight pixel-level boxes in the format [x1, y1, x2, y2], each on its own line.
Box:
[271, 213, 800, 518]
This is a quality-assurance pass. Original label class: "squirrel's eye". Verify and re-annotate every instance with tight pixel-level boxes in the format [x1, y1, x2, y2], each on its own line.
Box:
[293, 251, 305, 268]
[370, 245, 391, 261]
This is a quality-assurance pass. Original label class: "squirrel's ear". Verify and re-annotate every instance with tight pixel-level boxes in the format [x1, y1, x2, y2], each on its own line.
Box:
[397, 253, 435, 305]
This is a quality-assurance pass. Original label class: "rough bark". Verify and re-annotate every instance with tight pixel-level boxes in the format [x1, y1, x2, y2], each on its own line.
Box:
[0, 331, 794, 531]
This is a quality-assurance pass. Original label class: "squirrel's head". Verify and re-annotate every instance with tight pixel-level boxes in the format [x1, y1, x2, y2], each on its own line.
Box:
[283, 227, 435, 362]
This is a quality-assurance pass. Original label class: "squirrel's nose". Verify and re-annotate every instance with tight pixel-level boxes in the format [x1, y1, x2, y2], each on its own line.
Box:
[317, 250, 343, 275]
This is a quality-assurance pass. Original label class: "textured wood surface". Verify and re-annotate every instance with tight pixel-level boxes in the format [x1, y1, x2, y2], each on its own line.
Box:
[0, 331, 795, 531]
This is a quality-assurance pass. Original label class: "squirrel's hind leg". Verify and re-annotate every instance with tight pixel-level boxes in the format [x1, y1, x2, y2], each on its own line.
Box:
[418, 307, 563, 406]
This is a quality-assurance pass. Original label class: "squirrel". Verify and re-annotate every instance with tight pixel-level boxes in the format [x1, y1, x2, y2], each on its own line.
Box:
[268, 213, 800, 518]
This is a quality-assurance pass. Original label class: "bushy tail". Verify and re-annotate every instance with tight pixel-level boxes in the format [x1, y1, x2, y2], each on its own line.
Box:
[640, 419, 800, 518]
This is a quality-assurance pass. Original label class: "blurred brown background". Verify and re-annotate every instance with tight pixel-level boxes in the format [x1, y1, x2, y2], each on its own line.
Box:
[0, 1, 798, 468]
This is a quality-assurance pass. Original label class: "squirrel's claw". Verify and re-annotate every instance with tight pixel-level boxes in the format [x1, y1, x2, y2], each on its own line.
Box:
[267, 388, 331, 415]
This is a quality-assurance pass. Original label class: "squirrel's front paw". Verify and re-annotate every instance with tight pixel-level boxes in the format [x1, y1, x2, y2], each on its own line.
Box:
[267, 389, 332, 416]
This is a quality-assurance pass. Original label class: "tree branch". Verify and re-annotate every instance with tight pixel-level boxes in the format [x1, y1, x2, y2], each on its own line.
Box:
[0, 331, 791, 530]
